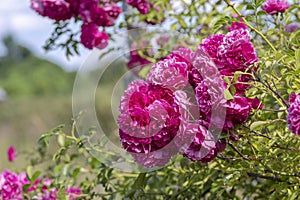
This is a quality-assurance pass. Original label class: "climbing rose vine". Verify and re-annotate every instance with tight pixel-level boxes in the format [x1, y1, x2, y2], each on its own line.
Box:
[4, 0, 298, 199]
[262, 0, 290, 15]
[287, 93, 300, 135]
[117, 28, 264, 167]
[30, 0, 154, 50]
[0, 147, 82, 200]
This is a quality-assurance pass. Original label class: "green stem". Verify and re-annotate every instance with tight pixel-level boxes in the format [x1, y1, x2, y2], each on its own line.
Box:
[133, 173, 147, 189]
[225, 0, 277, 52]
[71, 119, 76, 139]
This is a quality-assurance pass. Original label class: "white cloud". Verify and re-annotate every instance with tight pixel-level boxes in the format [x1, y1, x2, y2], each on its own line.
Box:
[11, 13, 51, 31]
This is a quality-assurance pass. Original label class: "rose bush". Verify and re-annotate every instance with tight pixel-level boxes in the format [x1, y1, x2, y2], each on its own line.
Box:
[1, 0, 299, 199]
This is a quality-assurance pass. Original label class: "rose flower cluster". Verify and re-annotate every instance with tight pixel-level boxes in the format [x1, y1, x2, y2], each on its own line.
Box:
[0, 170, 82, 200]
[1, 146, 82, 200]
[287, 93, 300, 136]
[30, 0, 152, 50]
[118, 28, 262, 168]
[262, 0, 290, 15]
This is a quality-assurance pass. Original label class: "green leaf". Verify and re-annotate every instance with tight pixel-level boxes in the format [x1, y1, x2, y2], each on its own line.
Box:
[223, 76, 231, 84]
[38, 133, 52, 146]
[246, 4, 255, 10]
[132, 173, 147, 189]
[31, 170, 41, 182]
[254, 0, 265, 8]
[58, 134, 65, 147]
[229, 85, 236, 96]
[295, 49, 300, 68]
[232, 71, 243, 83]
[171, 23, 177, 31]
[224, 88, 234, 100]
[26, 166, 33, 181]
[265, 60, 273, 68]
[250, 120, 273, 130]
[22, 184, 32, 193]
[213, 19, 227, 33]
[72, 167, 80, 178]
[256, 10, 266, 16]
[138, 64, 152, 79]
[58, 188, 67, 200]
[178, 18, 187, 28]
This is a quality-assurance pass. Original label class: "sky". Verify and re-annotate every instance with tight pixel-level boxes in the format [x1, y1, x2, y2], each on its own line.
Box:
[0, 0, 88, 71]
[0, 0, 296, 71]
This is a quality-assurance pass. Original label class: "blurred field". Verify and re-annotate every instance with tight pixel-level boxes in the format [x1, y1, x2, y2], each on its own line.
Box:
[0, 95, 73, 169]
[0, 36, 74, 170]
[0, 36, 129, 170]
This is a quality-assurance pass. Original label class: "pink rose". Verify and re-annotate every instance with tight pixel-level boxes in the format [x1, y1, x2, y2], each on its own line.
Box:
[7, 146, 17, 162]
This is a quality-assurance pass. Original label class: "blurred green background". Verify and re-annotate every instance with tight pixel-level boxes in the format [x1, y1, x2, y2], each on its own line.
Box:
[0, 35, 75, 169]
[0, 35, 128, 170]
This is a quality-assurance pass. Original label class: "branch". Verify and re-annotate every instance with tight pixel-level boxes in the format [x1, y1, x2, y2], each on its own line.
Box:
[247, 172, 284, 182]
[227, 142, 252, 161]
[243, 125, 300, 153]
[253, 70, 289, 108]
[224, 0, 277, 52]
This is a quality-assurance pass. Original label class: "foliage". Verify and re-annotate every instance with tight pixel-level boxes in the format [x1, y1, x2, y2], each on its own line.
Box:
[0, 35, 75, 98]
[1, 0, 300, 199]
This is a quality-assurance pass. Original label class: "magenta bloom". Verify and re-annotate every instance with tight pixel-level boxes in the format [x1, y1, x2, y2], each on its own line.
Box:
[200, 34, 225, 66]
[224, 97, 261, 131]
[118, 80, 183, 167]
[118, 80, 181, 148]
[218, 29, 258, 75]
[42, 188, 58, 200]
[79, 0, 121, 26]
[67, 187, 82, 200]
[200, 29, 257, 75]
[126, 40, 154, 76]
[285, 24, 300, 32]
[0, 170, 22, 200]
[220, 28, 250, 47]
[287, 93, 300, 135]
[233, 74, 254, 95]
[126, 0, 151, 14]
[118, 34, 261, 166]
[182, 125, 216, 162]
[79, 0, 99, 23]
[262, 0, 290, 15]
[66, 0, 80, 15]
[80, 23, 109, 49]
[126, 52, 151, 76]
[102, 3, 122, 26]
[79, 0, 107, 26]
[147, 53, 191, 90]
[195, 77, 226, 123]
[30, 0, 73, 21]
[19, 172, 40, 193]
[228, 21, 247, 31]
[7, 146, 17, 162]
[29, 177, 58, 200]
[229, 14, 247, 32]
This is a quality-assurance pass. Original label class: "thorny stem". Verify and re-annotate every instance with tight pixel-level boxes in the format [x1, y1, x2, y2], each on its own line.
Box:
[219, 155, 299, 183]
[253, 70, 289, 108]
[224, 0, 277, 52]
[242, 125, 300, 153]
[227, 142, 251, 161]
[217, 154, 257, 161]
[263, 108, 287, 112]
[247, 172, 285, 182]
